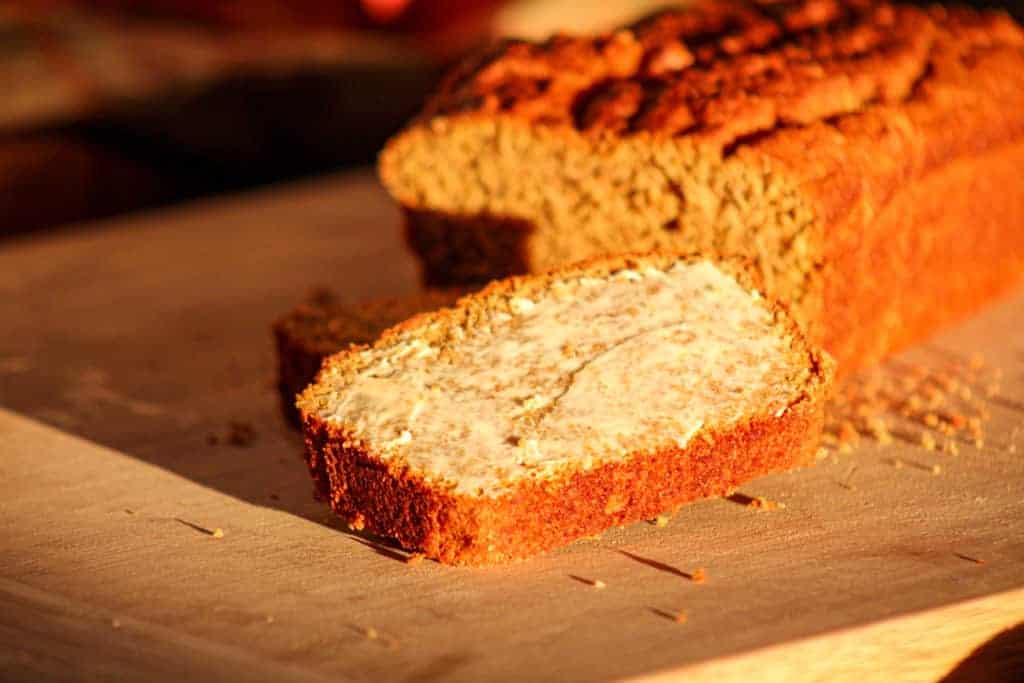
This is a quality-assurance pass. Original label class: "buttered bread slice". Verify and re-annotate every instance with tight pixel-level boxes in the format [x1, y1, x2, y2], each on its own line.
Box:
[298, 253, 832, 564]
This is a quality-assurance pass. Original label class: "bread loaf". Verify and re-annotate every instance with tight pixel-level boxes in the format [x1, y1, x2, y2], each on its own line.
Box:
[380, 0, 1024, 373]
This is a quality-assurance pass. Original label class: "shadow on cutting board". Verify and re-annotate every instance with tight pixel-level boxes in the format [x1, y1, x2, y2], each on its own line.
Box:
[940, 622, 1024, 682]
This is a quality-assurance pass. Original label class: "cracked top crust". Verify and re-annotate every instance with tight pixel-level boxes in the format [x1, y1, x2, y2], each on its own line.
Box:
[298, 253, 830, 497]
[419, 0, 1023, 149]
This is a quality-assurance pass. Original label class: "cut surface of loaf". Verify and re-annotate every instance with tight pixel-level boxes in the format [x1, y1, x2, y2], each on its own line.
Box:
[380, 0, 1024, 372]
[299, 253, 832, 564]
[273, 288, 464, 427]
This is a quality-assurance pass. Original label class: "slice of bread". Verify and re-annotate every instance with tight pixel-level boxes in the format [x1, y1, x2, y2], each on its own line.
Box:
[298, 253, 833, 564]
[273, 288, 464, 428]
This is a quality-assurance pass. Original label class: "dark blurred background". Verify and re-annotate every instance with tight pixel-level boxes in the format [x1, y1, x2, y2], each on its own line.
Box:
[1, 0, 1021, 237]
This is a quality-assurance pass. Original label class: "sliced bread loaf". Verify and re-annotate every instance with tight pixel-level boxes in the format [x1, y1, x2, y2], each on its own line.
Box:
[380, 0, 1024, 373]
[298, 253, 832, 564]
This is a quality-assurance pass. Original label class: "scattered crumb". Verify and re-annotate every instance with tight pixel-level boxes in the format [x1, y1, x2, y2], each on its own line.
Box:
[212, 528, 225, 539]
[406, 553, 425, 566]
[651, 515, 670, 527]
[931, 464, 942, 476]
[944, 440, 959, 456]
[364, 627, 379, 640]
[674, 610, 688, 624]
[823, 354, 998, 455]
[747, 496, 785, 511]
[227, 421, 257, 447]
[974, 438, 985, 450]
[690, 568, 706, 584]
[592, 579, 607, 589]
[208, 420, 258, 447]
[866, 417, 894, 445]
[348, 514, 366, 531]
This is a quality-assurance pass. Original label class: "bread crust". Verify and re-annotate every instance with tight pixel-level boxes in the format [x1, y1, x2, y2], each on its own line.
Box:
[381, 1, 1024, 374]
[414, 1, 948, 147]
[299, 252, 833, 564]
[303, 396, 825, 565]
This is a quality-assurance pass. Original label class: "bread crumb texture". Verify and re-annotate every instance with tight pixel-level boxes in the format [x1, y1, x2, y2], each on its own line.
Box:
[302, 257, 812, 497]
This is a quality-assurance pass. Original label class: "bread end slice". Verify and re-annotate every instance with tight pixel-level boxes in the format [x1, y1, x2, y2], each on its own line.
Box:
[273, 288, 465, 428]
[299, 253, 833, 564]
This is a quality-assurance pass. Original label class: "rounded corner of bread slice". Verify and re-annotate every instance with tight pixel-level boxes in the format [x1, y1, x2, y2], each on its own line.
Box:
[301, 251, 831, 564]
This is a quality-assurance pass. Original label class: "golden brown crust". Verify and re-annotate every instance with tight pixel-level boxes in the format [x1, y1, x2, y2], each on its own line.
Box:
[304, 395, 825, 565]
[418, 1, 1021, 150]
[299, 252, 833, 564]
[751, 21, 1024, 368]
[821, 139, 1024, 369]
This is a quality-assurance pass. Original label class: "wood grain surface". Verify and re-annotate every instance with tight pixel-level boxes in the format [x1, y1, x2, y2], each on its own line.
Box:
[1, 170, 1022, 682]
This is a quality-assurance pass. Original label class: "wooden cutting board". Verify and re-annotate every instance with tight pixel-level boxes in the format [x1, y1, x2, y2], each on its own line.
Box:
[1, 171, 1022, 682]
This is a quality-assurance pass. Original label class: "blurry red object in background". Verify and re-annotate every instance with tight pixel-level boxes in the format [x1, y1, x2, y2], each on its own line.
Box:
[362, 0, 411, 23]
[16, 0, 503, 31]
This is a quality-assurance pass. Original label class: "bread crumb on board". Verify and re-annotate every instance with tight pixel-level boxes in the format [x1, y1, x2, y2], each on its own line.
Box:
[208, 420, 258, 447]
[746, 494, 786, 510]
[728, 492, 786, 510]
[823, 352, 1001, 457]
